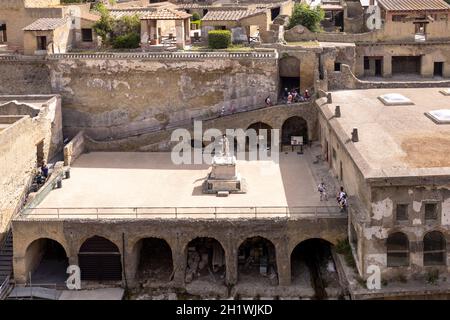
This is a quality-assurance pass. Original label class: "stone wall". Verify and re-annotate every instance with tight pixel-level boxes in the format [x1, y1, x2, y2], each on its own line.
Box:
[0, 59, 52, 95]
[47, 54, 279, 140]
[12, 216, 348, 294]
[0, 95, 63, 239]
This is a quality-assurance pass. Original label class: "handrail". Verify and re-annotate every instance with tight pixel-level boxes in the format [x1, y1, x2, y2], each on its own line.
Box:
[20, 205, 347, 220]
[0, 275, 11, 300]
[47, 51, 278, 60]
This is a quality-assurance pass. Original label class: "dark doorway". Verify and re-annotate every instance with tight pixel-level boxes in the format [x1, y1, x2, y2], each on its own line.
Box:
[281, 116, 308, 146]
[290, 239, 338, 299]
[280, 77, 300, 96]
[136, 238, 173, 283]
[270, 7, 280, 20]
[26, 238, 69, 286]
[392, 56, 421, 75]
[434, 62, 444, 77]
[375, 59, 382, 76]
[246, 122, 273, 152]
[36, 140, 44, 167]
[78, 236, 122, 281]
[37, 36, 47, 51]
[238, 236, 278, 285]
[185, 237, 226, 284]
[334, 11, 344, 31]
[0, 23, 6, 43]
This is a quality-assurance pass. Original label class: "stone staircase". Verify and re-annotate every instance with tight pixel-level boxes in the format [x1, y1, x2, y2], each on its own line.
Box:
[0, 230, 13, 299]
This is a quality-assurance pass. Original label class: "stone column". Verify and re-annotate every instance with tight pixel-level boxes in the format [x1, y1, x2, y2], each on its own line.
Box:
[172, 237, 187, 287]
[140, 19, 149, 45]
[184, 18, 191, 43]
[149, 20, 159, 45]
[382, 55, 392, 77]
[420, 54, 433, 78]
[276, 240, 291, 286]
[175, 19, 185, 49]
[225, 236, 238, 285]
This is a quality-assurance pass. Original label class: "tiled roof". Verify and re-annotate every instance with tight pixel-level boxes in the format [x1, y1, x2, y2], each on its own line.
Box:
[202, 9, 266, 21]
[377, 0, 450, 11]
[110, 7, 191, 20]
[82, 12, 101, 22]
[141, 8, 192, 20]
[23, 18, 68, 31]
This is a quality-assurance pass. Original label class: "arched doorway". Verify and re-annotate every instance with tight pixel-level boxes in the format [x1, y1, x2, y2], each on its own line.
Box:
[281, 116, 308, 146]
[237, 236, 278, 285]
[185, 237, 226, 284]
[246, 122, 273, 153]
[135, 238, 173, 283]
[78, 236, 122, 281]
[25, 238, 68, 285]
[279, 56, 300, 99]
[290, 239, 338, 299]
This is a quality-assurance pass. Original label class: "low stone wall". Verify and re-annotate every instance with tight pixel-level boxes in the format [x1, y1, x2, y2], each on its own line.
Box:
[64, 131, 85, 166]
[284, 25, 379, 43]
[329, 64, 450, 90]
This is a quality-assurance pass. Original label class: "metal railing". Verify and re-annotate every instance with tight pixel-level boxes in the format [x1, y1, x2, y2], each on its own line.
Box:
[47, 51, 278, 60]
[0, 275, 11, 300]
[21, 205, 346, 220]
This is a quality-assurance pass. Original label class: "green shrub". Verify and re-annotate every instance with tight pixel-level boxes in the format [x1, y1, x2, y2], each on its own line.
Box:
[335, 238, 356, 269]
[191, 20, 201, 28]
[426, 269, 440, 285]
[288, 3, 325, 32]
[208, 30, 231, 49]
[112, 33, 140, 49]
[192, 12, 200, 21]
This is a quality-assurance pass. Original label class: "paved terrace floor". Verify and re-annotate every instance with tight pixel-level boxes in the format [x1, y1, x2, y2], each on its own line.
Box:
[26, 151, 341, 219]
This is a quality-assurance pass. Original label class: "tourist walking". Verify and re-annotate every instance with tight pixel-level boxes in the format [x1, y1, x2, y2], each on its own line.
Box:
[318, 182, 328, 201]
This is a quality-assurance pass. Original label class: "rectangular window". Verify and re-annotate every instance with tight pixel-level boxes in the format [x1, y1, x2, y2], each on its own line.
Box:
[37, 36, 47, 50]
[364, 57, 370, 70]
[81, 28, 93, 42]
[0, 23, 6, 43]
[396, 204, 408, 221]
[392, 15, 406, 22]
[334, 62, 341, 72]
[425, 203, 438, 221]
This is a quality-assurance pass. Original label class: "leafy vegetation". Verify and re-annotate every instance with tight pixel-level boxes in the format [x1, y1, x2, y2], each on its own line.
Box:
[192, 12, 200, 21]
[92, 3, 140, 49]
[335, 238, 356, 269]
[426, 269, 440, 285]
[208, 30, 231, 49]
[288, 3, 325, 32]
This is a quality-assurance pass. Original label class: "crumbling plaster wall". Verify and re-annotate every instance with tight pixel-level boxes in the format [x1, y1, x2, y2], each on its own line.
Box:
[0, 96, 63, 239]
[360, 185, 450, 280]
[47, 57, 278, 140]
[0, 61, 52, 95]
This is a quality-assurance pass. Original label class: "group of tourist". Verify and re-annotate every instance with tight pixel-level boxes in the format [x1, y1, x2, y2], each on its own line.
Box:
[317, 183, 348, 212]
[282, 88, 310, 104]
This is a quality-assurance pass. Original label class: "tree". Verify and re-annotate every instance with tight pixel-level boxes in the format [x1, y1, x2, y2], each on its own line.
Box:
[92, 3, 114, 42]
[287, 3, 325, 32]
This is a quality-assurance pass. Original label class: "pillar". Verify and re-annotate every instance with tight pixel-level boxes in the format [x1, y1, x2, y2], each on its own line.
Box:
[149, 20, 158, 45]
[276, 240, 291, 286]
[184, 18, 191, 44]
[172, 238, 186, 287]
[420, 54, 433, 78]
[140, 20, 149, 45]
[225, 237, 238, 285]
[382, 55, 392, 77]
[175, 19, 185, 49]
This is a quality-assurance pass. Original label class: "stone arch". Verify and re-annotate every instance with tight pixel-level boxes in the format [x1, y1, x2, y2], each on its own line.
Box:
[184, 237, 226, 284]
[281, 116, 308, 146]
[78, 235, 122, 281]
[133, 237, 174, 283]
[423, 230, 446, 266]
[386, 232, 409, 267]
[24, 238, 69, 284]
[279, 56, 301, 98]
[246, 122, 273, 152]
[290, 238, 336, 299]
[237, 236, 278, 285]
